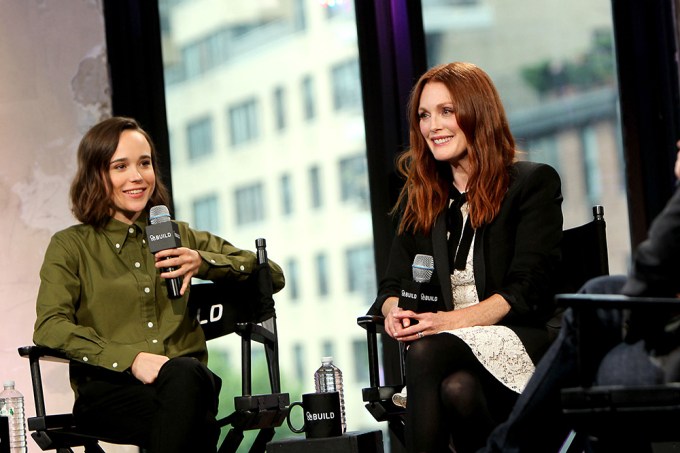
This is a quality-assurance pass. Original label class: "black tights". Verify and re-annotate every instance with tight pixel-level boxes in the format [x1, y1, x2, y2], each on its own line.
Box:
[405, 334, 518, 453]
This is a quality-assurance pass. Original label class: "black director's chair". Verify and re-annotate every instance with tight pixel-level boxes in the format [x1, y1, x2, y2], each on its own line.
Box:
[19, 238, 289, 453]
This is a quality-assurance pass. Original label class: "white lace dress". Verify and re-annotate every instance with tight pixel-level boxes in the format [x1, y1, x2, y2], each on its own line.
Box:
[392, 201, 535, 408]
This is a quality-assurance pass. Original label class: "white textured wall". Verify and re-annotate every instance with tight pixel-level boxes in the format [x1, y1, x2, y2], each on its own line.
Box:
[0, 0, 118, 451]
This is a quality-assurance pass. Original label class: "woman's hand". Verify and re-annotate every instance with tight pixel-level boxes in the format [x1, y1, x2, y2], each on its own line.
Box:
[131, 352, 169, 384]
[154, 247, 201, 295]
[392, 293, 512, 342]
[382, 296, 413, 339]
[674, 140, 680, 180]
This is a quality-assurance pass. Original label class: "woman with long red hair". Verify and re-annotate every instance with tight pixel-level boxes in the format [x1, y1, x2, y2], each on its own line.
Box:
[368, 62, 563, 452]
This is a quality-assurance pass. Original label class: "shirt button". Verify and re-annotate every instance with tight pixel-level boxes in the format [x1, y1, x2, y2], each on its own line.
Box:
[112, 362, 118, 368]
[152, 339, 158, 344]
[148, 322, 154, 328]
[83, 356, 88, 362]
[143, 239, 146, 244]
[210, 259, 216, 264]
[115, 243, 120, 249]
[135, 262, 141, 268]
[240, 265, 245, 271]
[144, 287, 150, 293]
[129, 227, 135, 234]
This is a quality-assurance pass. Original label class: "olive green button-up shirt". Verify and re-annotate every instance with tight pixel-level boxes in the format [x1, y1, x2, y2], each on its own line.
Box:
[34, 215, 285, 375]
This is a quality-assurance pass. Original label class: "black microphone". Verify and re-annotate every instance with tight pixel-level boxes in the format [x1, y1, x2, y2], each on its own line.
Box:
[147, 205, 182, 299]
[398, 254, 440, 313]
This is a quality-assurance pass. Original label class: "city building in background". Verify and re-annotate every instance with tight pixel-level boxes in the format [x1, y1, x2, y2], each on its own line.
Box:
[158, 0, 627, 445]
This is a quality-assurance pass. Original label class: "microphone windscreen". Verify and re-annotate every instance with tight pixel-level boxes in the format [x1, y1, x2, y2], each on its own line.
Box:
[412, 254, 434, 283]
[150, 205, 171, 224]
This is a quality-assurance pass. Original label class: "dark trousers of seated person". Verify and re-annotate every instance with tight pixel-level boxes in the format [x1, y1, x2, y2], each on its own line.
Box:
[405, 334, 518, 453]
[481, 275, 631, 453]
[72, 356, 222, 453]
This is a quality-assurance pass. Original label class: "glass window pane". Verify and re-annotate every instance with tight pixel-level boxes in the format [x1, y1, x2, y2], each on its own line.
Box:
[301, 75, 316, 121]
[280, 173, 293, 216]
[316, 252, 330, 296]
[421, 0, 630, 273]
[339, 153, 370, 209]
[159, 0, 377, 434]
[192, 193, 220, 232]
[187, 116, 214, 160]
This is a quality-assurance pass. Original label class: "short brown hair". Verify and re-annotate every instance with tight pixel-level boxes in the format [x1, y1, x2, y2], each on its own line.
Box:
[70, 117, 171, 228]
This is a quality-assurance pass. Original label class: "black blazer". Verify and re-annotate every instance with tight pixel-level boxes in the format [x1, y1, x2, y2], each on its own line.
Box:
[369, 161, 563, 362]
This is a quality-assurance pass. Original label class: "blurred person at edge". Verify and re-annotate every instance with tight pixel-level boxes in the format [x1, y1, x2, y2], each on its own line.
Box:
[481, 142, 680, 453]
[33, 117, 285, 452]
[367, 62, 563, 452]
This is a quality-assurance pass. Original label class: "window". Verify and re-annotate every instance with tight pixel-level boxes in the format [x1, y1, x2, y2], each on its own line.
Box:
[315, 252, 329, 296]
[582, 126, 602, 206]
[159, 0, 373, 435]
[286, 258, 299, 301]
[322, 340, 334, 359]
[187, 116, 214, 160]
[309, 165, 322, 209]
[192, 194, 220, 232]
[331, 59, 362, 111]
[273, 86, 286, 131]
[228, 98, 260, 146]
[346, 244, 376, 298]
[280, 173, 293, 216]
[421, 2, 628, 271]
[301, 75, 315, 121]
[293, 343, 305, 382]
[234, 183, 264, 225]
[339, 154, 369, 208]
[352, 339, 369, 381]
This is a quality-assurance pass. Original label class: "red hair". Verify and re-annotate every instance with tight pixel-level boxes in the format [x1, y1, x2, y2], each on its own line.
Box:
[394, 62, 516, 235]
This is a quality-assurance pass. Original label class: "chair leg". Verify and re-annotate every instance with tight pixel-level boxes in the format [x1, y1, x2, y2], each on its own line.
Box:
[217, 427, 244, 453]
[83, 441, 106, 453]
[249, 427, 275, 453]
[559, 430, 586, 453]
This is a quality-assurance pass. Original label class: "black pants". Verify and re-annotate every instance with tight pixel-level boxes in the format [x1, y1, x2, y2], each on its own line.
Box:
[72, 357, 222, 453]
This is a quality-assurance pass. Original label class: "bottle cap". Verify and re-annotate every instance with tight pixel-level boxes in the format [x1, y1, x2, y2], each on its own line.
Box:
[321, 356, 333, 363]
[3, 380, 14, 388]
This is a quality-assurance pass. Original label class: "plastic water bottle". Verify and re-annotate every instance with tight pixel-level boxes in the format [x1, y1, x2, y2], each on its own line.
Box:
[0, 381, 26, 452]
[314, 356, 346, 433]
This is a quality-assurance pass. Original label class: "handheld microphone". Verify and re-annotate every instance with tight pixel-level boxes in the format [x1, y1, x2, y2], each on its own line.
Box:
[147, 205, 183, 299]
[398, 254, 440, 313]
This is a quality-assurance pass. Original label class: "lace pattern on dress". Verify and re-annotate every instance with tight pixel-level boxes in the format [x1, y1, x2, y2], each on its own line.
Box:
[444, 201, 535, 393]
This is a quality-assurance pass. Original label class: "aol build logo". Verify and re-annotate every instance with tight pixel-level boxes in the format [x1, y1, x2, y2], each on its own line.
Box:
[305, 410, 335, 421]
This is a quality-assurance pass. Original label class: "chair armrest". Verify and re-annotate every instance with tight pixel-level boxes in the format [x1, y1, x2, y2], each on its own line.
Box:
[18, 345, 72, 419]
[556, 294, 680, 387]
[18, 345, 70, 363]
[357, 315, 386, 334]
[556, 293, 680, 310]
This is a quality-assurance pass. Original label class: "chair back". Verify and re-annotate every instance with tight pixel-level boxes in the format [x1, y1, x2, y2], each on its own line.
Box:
[546, 206, 609, 338]
[556, 205, 609, 295]
[189, 272, 275, 342]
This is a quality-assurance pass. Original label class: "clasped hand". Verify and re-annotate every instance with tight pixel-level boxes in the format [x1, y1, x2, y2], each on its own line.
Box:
[131, 352, 169, 384]
[154, 247, 201, 296]
[385, 305, 431, 341]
